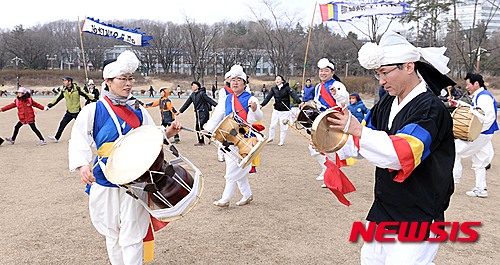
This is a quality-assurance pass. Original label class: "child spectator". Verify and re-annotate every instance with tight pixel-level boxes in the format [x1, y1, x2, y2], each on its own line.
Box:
[0, 87, 48, 145]
[145, 88, 180, 143]
[347, 93, 369, 122]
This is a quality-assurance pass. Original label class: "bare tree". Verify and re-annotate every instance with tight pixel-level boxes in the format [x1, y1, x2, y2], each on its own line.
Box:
[183, 18, 220, 83]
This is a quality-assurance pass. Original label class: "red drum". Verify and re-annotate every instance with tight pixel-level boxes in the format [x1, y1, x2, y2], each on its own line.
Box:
[105, 125, 203, 222]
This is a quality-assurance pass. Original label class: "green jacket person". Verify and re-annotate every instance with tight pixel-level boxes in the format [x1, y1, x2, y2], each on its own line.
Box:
[46, 76, 95, 143]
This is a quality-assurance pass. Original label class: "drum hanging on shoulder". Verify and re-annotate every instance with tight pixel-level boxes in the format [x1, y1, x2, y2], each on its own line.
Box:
[296, 100, 320, 130]
[311, 108, 349, 153]
[212, 113, 267, 168]
[105, 125, 203, 222]
[451, 106, 483, 142]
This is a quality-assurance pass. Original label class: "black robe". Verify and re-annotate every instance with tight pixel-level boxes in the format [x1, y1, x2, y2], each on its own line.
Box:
[366, 88, 455, 229]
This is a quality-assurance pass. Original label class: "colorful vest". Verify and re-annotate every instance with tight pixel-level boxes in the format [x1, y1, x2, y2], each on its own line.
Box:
[314, 78, 337, 111]
[225, 91, 251, 120]
[87, 99, 144, 193]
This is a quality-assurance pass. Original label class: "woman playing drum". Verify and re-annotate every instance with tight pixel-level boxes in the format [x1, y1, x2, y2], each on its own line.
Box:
[68, 51, 182, 264]
[203, 64, 264, 207]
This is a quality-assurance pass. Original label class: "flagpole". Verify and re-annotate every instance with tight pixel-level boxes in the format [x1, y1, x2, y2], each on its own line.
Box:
[301, 2, 317, 92]
[78, 16, 89, 83]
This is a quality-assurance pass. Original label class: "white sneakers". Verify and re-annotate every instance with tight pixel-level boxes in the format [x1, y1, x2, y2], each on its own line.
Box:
[266, 138, 274, 143]
[213, 200, 229, 207]
[217, 155, 225, 162]
[236, 195, 253, 206]
[48, 136, 58, 143]
[466, 188, 488, 198]
[316, 174, 324, 181]
[37, 140, 47, 146]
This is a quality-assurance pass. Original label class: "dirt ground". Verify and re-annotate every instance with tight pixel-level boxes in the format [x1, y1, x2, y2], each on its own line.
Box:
[0, 92, 499, 265]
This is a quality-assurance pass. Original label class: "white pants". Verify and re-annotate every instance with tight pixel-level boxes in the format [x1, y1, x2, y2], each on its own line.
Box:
[268, 109, 290, 144]
[289, 106, 300, 124]
[360, 222, 440, 265]
[89, 183, 150, 265]
[219, 145, 252, 202]
[453, 134, 494, 189]
[308, 144, 336, 177]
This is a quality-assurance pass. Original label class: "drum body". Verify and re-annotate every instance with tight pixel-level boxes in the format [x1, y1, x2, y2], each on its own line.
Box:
[311, 108, 349, 153]
[212, 113, 266, 168]
[451, 106, 483, 141]
[105, 125, 203, 222]
[296, 100, 320, 129]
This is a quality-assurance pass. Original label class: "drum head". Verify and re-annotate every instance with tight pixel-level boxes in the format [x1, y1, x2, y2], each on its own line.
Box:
[311, 109, 348, 153]
[106, 125, 164, 185]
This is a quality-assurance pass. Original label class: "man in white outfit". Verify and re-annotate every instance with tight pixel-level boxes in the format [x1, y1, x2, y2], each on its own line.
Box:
[204, 65, 263, 207]
[309, 58, 349, 185]
[451, 73, 498, 197]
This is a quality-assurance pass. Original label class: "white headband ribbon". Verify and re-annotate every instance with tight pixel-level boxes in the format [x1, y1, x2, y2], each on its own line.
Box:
[103, 51, 139, 79]
[358, 31, 450, 75]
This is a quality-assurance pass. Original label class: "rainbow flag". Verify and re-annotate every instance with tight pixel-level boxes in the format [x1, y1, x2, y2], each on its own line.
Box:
[319, 1, 410, 22]
[319, 3, 335, 22]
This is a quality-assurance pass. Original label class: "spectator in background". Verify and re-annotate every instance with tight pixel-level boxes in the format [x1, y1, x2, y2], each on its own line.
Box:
[212, 84, 217, 99]
[85, 79, 100, 105]
[261, 84, 267, 98]
[176, 85, 182, 98]
[302, 78, 314, 102]
[347, 93, 369, 122]
[178, 81, 217, 146]
[149, 85, 155, 97]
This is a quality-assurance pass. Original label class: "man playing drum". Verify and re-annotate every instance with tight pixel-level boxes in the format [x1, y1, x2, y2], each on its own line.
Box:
[204, 65, 263, 207]
[309, 58, 350, 186]
[328, 31, 455, 264]
[68, 51, 182, 264]
[451, 73, 498, 197]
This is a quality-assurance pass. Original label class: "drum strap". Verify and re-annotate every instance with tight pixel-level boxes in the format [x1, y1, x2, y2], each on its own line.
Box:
[232, 94, 248, 121]
[320, 82, 337, 108]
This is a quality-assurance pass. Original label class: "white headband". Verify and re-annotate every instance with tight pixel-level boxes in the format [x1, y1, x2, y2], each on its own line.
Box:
[227, 64, 247, 82]
[317, 58, 335, 70]
[103, 51, 140, 79]
[358, 31, 450, 75]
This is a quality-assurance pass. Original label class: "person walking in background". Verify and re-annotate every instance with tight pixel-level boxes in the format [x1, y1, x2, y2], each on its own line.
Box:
[0, 84, 7, 97]
[145, 88, 180, 143]
[148, 85, 155, 97]
[261, 84, 267, 98]
[85, 79, 100, 105]
[211, 84, 217, 99]
[46, 76, 95, 143]
[178, 81, 217, 146]
[260, 75, 301, 146]
[347, 93, 369, 122]
[451, 73, 498, 198]
[0, 87, 48, 146]
[176, 85, 182, 98]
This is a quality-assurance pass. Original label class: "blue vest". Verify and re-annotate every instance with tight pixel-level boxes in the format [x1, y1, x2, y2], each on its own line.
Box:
[314, 79, 337, 111]
[473, 90, 498, 134]
[225, 91, 251, 118]
[87, 101, 144, 193]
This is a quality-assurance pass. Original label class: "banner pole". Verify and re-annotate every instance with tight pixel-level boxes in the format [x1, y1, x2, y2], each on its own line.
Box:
[78, 16, 89, 83]
[302, 2, 317, 92]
